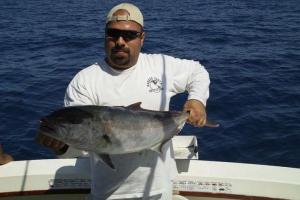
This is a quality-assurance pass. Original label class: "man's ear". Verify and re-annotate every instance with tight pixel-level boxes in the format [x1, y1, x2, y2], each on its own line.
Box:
[140, 32, 145, 46]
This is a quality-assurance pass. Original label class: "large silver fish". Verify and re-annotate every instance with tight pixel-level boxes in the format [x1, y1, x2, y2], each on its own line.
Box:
[38, 103, 189, 154]
[37, 102, 218, 168]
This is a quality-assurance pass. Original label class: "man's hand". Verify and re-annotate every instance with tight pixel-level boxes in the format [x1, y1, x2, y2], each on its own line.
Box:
[36, 133, 69, 155]
[183, 99, 207, 127]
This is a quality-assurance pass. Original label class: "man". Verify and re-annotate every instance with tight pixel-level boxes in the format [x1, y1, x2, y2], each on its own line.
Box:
[38, 3, 210, 200]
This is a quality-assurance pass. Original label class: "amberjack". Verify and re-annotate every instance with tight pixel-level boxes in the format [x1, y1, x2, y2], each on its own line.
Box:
[37, 102, 218, 168]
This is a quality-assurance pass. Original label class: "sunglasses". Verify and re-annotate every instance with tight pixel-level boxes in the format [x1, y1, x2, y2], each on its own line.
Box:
[105, 28, 143, 41]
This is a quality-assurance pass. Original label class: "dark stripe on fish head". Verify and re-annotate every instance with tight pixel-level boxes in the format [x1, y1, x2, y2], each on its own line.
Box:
[47, 106, 94, 124]
[38, 106, 94, 142]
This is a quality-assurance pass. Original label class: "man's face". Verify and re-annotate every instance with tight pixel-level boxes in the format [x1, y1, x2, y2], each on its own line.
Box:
[105, 16, 144, 70]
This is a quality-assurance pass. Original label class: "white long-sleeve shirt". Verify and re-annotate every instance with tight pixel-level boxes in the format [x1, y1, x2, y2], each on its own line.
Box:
[63, 53, 210, 199]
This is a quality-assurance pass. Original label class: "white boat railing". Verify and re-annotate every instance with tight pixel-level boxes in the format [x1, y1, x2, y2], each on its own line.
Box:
[0, 136, 299, 200]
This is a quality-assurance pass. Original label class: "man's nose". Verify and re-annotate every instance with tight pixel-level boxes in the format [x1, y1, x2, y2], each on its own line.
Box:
[115, 36, 126, 46]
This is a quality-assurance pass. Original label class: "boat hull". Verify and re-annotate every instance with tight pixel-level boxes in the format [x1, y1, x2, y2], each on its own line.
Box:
[1, 158, 300, 200]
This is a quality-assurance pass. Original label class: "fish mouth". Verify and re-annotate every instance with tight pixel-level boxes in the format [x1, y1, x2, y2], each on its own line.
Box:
[39, 118, 56, 134]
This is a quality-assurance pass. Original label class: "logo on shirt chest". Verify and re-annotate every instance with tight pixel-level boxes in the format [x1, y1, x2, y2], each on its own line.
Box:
[147, 77, 163, 93]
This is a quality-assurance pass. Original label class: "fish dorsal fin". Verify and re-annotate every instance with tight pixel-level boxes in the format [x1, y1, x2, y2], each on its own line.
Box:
[126, 102, 142, 110]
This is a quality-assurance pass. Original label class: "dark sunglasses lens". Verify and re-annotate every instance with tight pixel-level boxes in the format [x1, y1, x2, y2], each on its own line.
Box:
[106, 29, 120, 38]
[122, 31, 139, 40]
[106, 29, 140, 41]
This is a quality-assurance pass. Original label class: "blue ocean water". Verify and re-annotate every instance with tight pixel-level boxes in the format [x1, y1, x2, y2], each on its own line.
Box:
[0, 0, 299, 168]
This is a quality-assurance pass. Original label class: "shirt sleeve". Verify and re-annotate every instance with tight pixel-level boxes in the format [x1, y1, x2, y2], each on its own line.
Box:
[167, 55, 210, 106]
[64, 70, 94, 107]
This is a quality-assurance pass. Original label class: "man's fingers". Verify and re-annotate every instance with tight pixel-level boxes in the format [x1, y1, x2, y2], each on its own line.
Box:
[186, 109, 206, 127]
[192, 118, 206, 127]
[184, 100, 219, 128]
[197, 117, 206, 127]
[186, 109, 196, 125]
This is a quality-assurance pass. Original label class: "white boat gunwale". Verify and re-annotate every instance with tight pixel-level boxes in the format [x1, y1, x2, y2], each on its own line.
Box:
[1, 136, 299, 200]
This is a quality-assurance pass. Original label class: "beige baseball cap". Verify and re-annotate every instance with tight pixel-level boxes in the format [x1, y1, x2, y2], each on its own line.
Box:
[106, 3, 144, 27]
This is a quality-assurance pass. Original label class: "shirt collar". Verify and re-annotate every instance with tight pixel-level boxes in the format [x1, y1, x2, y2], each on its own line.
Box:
[102, 57, 140, 75]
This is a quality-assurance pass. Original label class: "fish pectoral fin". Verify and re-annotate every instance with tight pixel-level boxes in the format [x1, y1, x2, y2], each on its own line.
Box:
[126, 102, 142, 110]
[99, 154, 116, 170]
[150, 142, 163, 154]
